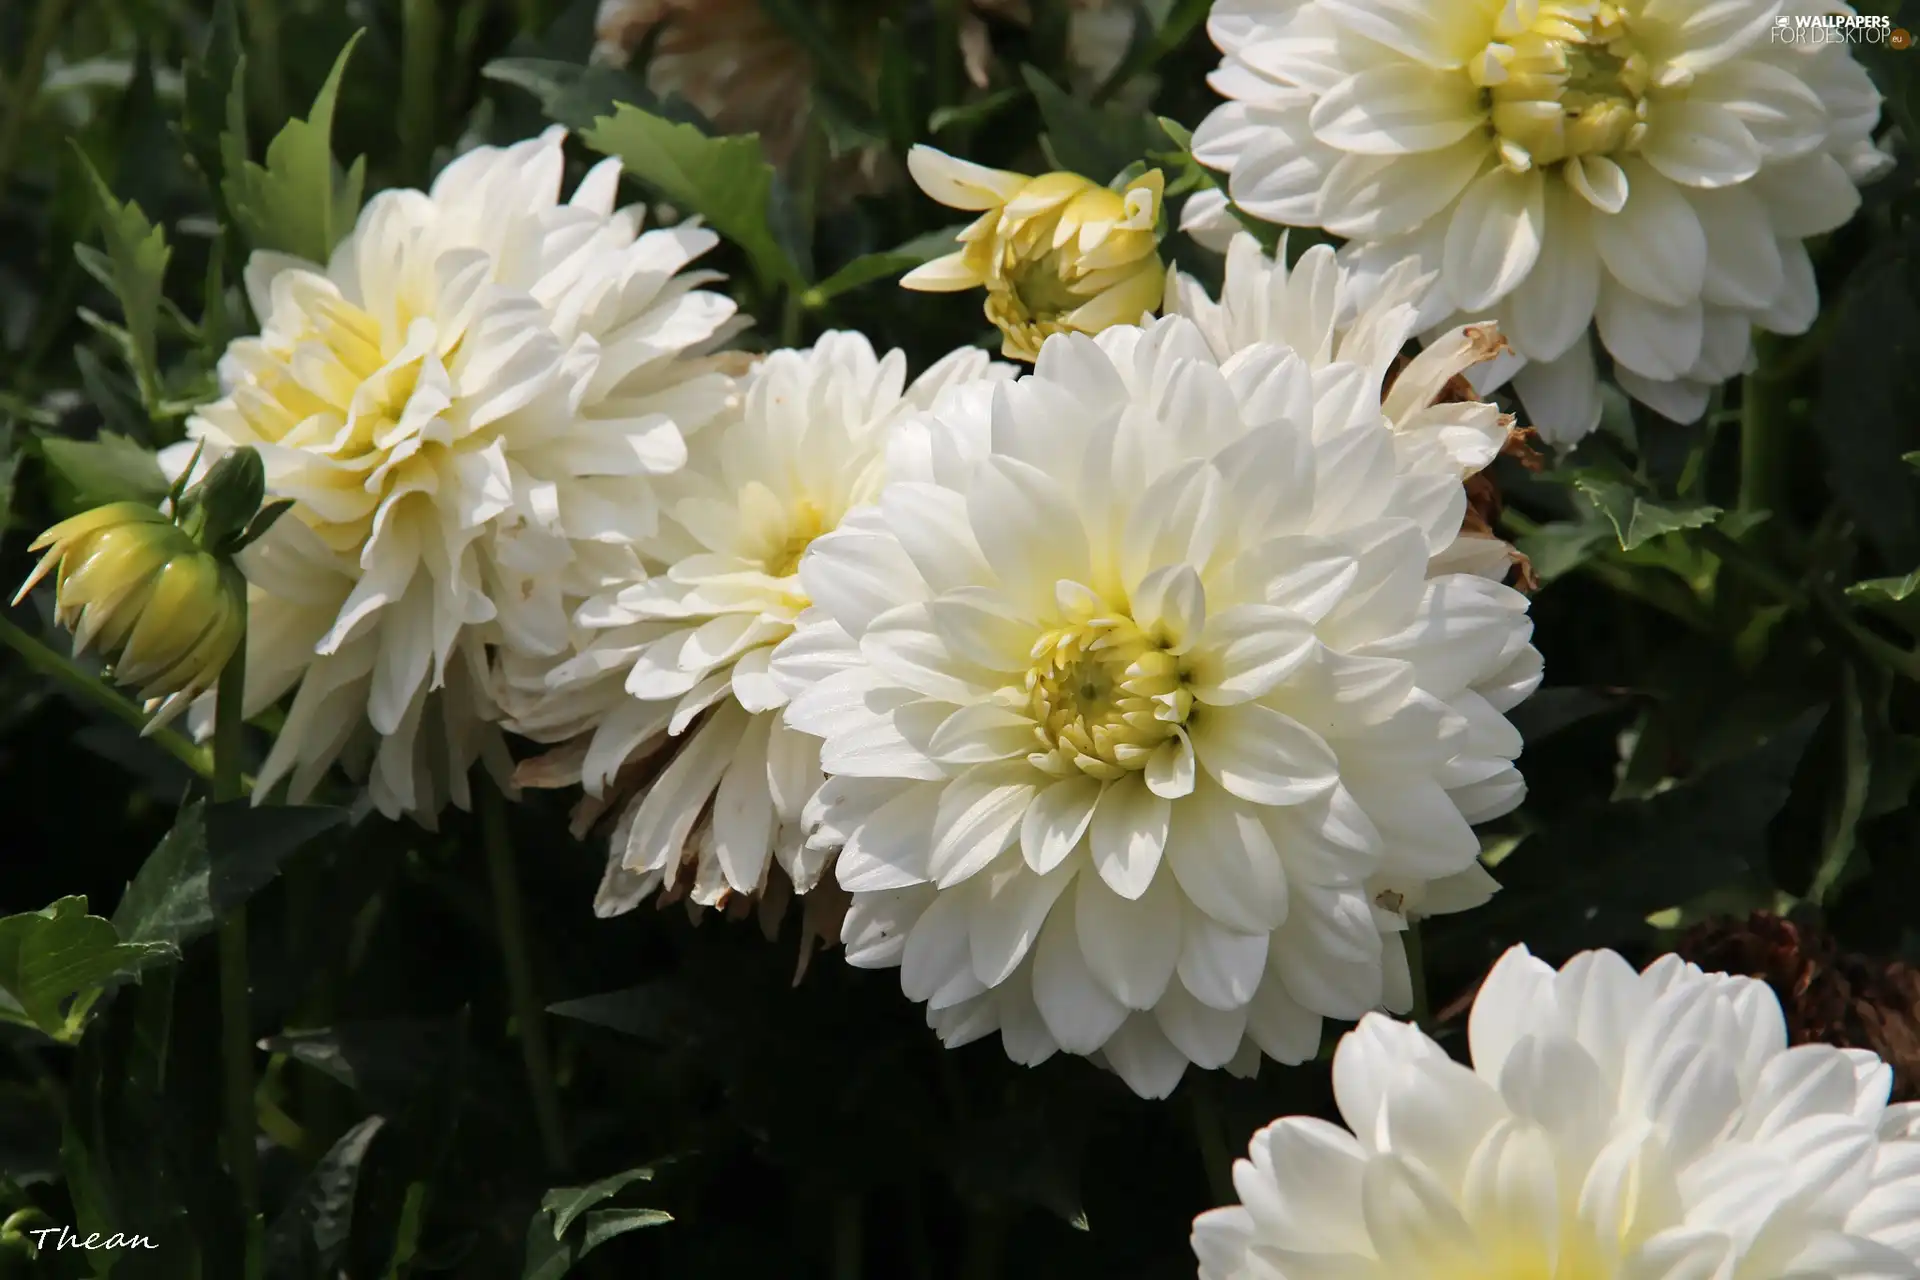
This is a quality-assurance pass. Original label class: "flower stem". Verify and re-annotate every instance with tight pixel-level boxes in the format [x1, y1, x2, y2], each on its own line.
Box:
[832, 1193, 862, 1280]
[242, 0, 287, 128]
[1737, 352, 1785, 521]
[1188, 1078, 1233, 1207]
[0, 613, 220, 781]
[1406, 921, 1431, 1029]
[478, 775, 568, 1172]
[399, 0, 441, 182]
[213, 601, 262, 1279]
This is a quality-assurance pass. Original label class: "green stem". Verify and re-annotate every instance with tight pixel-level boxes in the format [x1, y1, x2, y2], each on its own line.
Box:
[1737, 354, 1784, 520]
[1700, 526, 1920, 685]
[399, 0, 442, 183]
[1188, 1080, 1234, 1208]
[479, 776, 568, 1172]
[242, 0, 287, 128]
[213, 603, 262, 1280]
[1406, 921, 1431, 1029]
[831, 1193, 862, 1280]
[0, 0, 70, 192]
[959, 1208, 1004, 1280]
[0, 613, 222, 780]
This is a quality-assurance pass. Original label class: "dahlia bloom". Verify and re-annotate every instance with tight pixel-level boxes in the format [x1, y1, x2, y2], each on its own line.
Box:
[1194, 943, 1920, 1279]
[901, 146, 1167, 362]
[495, 334, 1011, 917]
[182, 127, 739, 820]
[1192, 0, 1890, 440]
[770, 315, 1540, 1096]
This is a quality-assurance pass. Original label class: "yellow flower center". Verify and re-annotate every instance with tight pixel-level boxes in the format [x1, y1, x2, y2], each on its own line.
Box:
[762, 500, 826, 578]
[1024, 615, 1190, 779]
[1478, 1, 1650, 171]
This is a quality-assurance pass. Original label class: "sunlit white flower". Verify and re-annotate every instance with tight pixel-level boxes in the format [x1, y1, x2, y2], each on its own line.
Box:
[496, 333, 1011, 916]
[1168, 231, 1536, 584]
[1194, 942, 1920, 1279]
[1194, 0, 1890, 441]
[182, 127, 739, 820]
[770, 315, 1540, 1096]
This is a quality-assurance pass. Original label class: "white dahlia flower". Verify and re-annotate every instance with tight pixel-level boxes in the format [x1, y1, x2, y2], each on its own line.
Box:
[769, 315, 1542, 1097]
[1193, 0, 1890, 440]
[182, 127, 740, 820]
[1194, 942, 1920, 1279]
[494, 333, 1011, 916]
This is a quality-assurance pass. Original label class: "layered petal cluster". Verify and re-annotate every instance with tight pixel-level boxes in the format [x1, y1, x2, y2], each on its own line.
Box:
[1194, 943, 1920, 1279]
[1167, 231, 1536, 584]
[1191, 0, 1890, 440]
[183, 127, 739, 819]
[495, 334, 1011, 917]
[901, 146, 1167, 361]
[770, 315, 1541, 1096]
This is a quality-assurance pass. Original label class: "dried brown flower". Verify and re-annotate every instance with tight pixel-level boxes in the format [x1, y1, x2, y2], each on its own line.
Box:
[1677, 911, 1920, 1104]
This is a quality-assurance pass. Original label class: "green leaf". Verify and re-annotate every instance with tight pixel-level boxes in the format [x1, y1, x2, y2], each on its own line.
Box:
[542, 1166, 663, 1239]
[481, 57, 659, 133]
[1849, 569, 1920, 603]
[804, 226, 968, 307]
[1021, 66, 1153, 184]
[1817, 244, 1920, 566]
[70, 152, 171, 412]
[0, 421, 17, 530]
[1573, 476, 1722, 552]
[38, 431, 169, 506]
[582, 103, 803, 290]
[0, 898, 175, 1041]
[263, 1116, 384, 1277]
[179, 0, 243, 198]
[929, 86, 1025, 136]
[577, 1209, 672, 1250]
[524, 1193, 672, 1280]
[1436, 708, 1822, 958]
[112, 800, 346, 951]
[222, 31, 368, 264]
[1514, 519, 1609, 583]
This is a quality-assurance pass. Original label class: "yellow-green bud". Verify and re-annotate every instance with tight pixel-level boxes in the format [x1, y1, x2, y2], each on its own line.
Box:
[14, 501, 246, 731]
[900, 145, 1167, 362]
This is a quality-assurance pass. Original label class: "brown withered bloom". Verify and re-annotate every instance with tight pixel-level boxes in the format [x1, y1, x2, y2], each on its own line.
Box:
[1677, 911, 1920, 1104]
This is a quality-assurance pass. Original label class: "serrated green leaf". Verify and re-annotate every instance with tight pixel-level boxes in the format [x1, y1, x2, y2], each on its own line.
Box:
[222, 31, 367, 264]
[72, 151, 171, 412]
[112, 800, 346, 951]
[804, 226, 968, 307]
[38, 431, 168, 506]
[0, 898, 175, 1041]
[1573, 476, 1722, 552]
[582, 103, 803, 291]
[1515, 519, 1609, 583]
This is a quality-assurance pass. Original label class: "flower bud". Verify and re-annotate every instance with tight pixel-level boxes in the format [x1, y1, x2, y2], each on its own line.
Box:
[14, 501, 246, 731]
[900, 145, 1166, 361]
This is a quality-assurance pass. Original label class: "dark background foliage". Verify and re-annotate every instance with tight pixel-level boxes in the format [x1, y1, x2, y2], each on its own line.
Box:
[0, 0, 1916, 1275]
